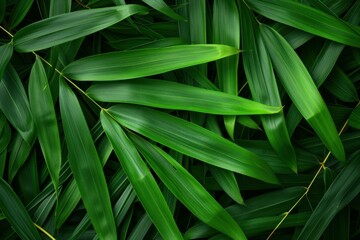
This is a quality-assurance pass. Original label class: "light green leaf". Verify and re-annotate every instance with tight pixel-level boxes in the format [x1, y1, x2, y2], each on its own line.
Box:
[240, 2, 297, 172]
[9, 0, 34, 29]
[29, 57, 61, 196]
[0, 43, 12, 83]
[87, 79, 281, 115]
[100, 111, 183, 240]
[63, 44, 240, 81]
[142, 0, 185, 21]
[298, 151, 360, 240]
[260, 24, 345, 162]
[59, 78, 117, 239]
[0, 178, 41, 240]
[246, 0, 360, 47]
[13, 5, 148, 52]
[130, 133, 246, 240]
[0, 64, 35, 144]
[349, 105, 360, 129]
[108, 104, 279, 184]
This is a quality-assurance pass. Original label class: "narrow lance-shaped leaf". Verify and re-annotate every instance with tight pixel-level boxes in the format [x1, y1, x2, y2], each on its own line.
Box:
[0, 43, 13, 82]
[49, 0, 71, 17]
[29, 57, 61, 197]
[349, 104, 360, 129]
[260, 24, 345, 162]
[246, 0, 360, 47]
[59, 78, 117, 239]
[9, 0, 34, 29]
[63, 44, 239, 81]
[298, 151, 360, 240]
[0, 178, 41, 240]
[87, 79, 281, 115]
[100, 111, 183, 240]
[108, 104, 279, 184]
[0, 64, 35, 144]
[240, 2, 297, 172]
[130, 133, 247, 240]
[13, 4, 148, 52]
[213, 0, 240, 139]
[142, 0, 185, 21]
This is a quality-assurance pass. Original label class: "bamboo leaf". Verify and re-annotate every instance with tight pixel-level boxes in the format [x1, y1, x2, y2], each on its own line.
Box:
[260, 24, 345, 162]
[100, 111, 183, 240]
[29, 57, 61, 196]
[63, 44, 240, 81]
[142, 0, 185, 21]
[9, 0, 34, 29]
[240, 2, 297, 172]
[349, 105, 360, 129]
[298, 150, 360, 240]
[246, 0, 360, 47]
[108, 104, 279, 184]
[13, 5, 148, 52]
[130, 133, 247, 240]
[0, 43, 12, 83]
[0, 178, 41, 240]
[0, 111, 11, 155]
[49, 0, 71, 17]
[87, 79, 281, 115]
[59, 78, 117, 239]
[0, 64, 35, 145]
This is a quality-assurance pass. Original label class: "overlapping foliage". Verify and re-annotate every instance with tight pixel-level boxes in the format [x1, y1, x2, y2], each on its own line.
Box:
[0, 0, 360, 239]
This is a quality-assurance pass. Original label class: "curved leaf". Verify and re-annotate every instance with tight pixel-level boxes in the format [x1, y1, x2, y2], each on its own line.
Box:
[259, 24, 345, 162]
[0, 43, 12, 83]
[29, 57, 61, 196]
[59, 78, 117, 239]
[142, 0, 185, 21]
[246, 0, 360, 47]
[13, 5, 148, 52]
[100, 111, 183, 240]
[0, 178, 41, 240]
[63, 44, 240, 81]
[87, 79, 281, 115]
[108, 104, 279, 184]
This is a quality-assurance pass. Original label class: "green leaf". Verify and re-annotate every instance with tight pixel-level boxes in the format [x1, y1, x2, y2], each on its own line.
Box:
[87, 79, 281, 115]
[349, 105, 360, 129]
[240, 2, 297, 172]
[108, 104, 279, 184]
[246, 0, 360, 47]
[49, 0, 71, 17]
[63, 44, 240, 81]
[13, 5, 148, 52]
[298, 151, 360, 240]
[142, 0, 185, 21]
[0, 111, 11, 154]
[213, 0, 240, 139]
[100, 111, 183, 240]
[0, 64, 35, 144]
[259, 24, 345, 162]
[29, 57, 61, 196]
[130, 133, 246, 240]
[59, 78, 117, 239]
[0, 178, 41, 240]
[0, 43, 12, 83]
[9, 0, 34, 29]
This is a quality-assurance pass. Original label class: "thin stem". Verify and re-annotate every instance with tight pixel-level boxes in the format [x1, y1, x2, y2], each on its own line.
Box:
[0, 25, 13, 37]
[34, 223, 56, 240]
[267, 100, 360, 239]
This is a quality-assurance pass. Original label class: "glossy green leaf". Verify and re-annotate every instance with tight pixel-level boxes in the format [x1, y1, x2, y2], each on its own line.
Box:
[298, 151, 360, 240]
[130, 133, 246, 240]
[260, 24, 345, 162]
[246, 0, 360, 47]
[29, 57, 61, 196]
[349, 105, 360, 129]
[142, 0, 185, 21]
[0, 65, 35, 144]
[108, 104, 278, 184]
[87, 79, 281, 115]
[13, 5, 148, 52]
[213, 0, 240, 139]
[236, 116, 261, 130]
[63, 44, 240, 81]
[0, 178, 41, 240]
[9, 0, 34, 29]
[49, 0, 71, 17]
[240, 3, 297, 172]
[0, 43, 12, 83]
[100, 111, 183, 240]
[59, 78, 117, 239]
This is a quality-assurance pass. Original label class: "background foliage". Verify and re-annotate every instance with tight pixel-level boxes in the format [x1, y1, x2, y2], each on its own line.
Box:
[1, 0, 360, 239]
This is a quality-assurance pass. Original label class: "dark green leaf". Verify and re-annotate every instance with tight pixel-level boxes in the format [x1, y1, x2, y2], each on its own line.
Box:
[0, 43, 12, 83]
[349, 105, 360, 129]
[9, 0, 34, 29]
